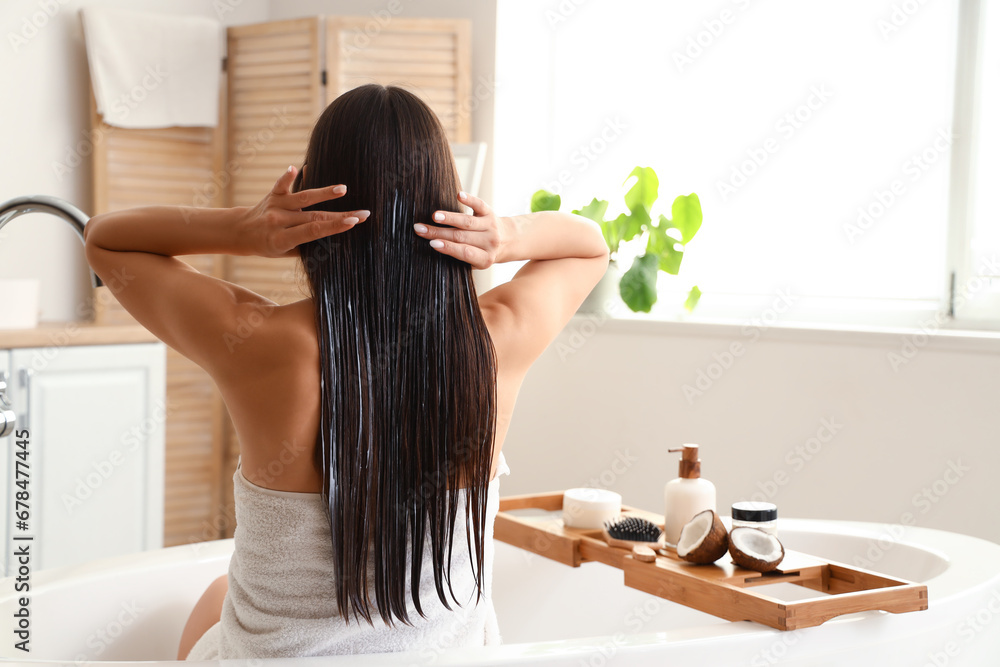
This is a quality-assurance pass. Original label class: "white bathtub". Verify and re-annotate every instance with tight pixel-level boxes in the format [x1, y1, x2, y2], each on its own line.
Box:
[1, 518, 999, 666]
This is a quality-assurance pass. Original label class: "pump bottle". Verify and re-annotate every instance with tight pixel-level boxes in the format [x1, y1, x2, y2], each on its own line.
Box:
[663, 444, 717, 546]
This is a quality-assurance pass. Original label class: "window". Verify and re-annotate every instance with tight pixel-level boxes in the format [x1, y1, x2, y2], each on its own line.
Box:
[493, 0, 995, 328]
[952, 0, 1000, 325]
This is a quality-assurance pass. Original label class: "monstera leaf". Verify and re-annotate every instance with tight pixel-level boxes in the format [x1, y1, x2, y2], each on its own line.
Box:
[531, 190, 561, 212]
[619, 166, 658, 241]
[619, 253, 660, 313]
[647, 219, 683, 275]
[574, 198, 616, 254]
[670, 193, 702, 244]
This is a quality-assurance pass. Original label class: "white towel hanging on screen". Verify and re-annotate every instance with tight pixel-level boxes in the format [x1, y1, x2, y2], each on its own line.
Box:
[80, 6, 222, 128]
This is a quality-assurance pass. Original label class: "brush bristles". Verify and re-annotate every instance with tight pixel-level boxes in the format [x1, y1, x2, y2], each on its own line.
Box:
[604, 515, 662, 542]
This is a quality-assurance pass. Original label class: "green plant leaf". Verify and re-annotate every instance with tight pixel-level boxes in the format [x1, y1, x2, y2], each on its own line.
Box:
[573, 198, 619, 256]
[573, 198, 609, 224]
[646, 224, 683, 275]
[623, 166, 659, 219]
[616, 211, 646, 244]
[671, 193, 703, 244]
[619, 253, 659, 313]
[600, 222, 622, 256]
[684, 285, 702, 312]
[656, 213, 677, 233]
[531, 190, 561, 212]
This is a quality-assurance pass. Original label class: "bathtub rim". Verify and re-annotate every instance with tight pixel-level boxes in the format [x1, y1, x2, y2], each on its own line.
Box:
[1, 518, 998, 666]
[4, 517, 988, 603]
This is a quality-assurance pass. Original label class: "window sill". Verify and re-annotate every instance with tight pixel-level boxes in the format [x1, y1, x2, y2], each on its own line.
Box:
[571, 310, 1000, 354]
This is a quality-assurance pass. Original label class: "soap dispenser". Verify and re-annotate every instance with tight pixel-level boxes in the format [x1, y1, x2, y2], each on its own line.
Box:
[663, 444, 717, 547]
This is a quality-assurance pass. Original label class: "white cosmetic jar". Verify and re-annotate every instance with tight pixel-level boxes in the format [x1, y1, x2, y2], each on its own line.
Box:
[562, 487, 622, 529]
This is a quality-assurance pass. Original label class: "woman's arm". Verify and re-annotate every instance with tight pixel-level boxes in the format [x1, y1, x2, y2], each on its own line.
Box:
[497, 210, 610, 265]
[84, 166, 368, 377]
[414, 193, 609, 376]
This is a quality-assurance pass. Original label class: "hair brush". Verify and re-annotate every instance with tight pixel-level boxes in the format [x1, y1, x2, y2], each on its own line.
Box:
[602, 515, 663, 549]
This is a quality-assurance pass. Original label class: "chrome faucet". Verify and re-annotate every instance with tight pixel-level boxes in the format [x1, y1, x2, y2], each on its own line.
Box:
[0, 195, 103, 289]
[0, 195, 104, 436]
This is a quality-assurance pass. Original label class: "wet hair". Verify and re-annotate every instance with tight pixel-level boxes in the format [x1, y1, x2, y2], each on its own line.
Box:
[293, 84, 497, 626]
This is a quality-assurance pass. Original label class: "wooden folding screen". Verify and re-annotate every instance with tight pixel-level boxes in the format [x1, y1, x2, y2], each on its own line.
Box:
[325, 17, 471, 141]
[90, 15, 472, 544]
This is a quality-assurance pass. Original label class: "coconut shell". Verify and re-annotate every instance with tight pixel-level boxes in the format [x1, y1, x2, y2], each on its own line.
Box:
[677, 509, 729, 564]
[728, 527, 785, 572]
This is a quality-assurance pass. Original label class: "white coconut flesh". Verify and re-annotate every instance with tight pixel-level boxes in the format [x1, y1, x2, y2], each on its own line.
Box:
[731, 528, 783, 563]
[677, 511, 713, 557]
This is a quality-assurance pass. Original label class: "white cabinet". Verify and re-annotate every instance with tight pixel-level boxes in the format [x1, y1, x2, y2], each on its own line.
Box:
[1, 343, 165, 573]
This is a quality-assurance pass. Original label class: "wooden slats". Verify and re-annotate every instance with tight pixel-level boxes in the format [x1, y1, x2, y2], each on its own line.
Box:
[230, 61, 317, 79]
[226, 17, 322, 209]
[326, 17, 471, 142]
[229, 118, 313, 136]
[230, 73, 313, 92]
[161, 342, 225, 546]
[106, 162, 216, 182]
[230, 88, 315, 105]
[105, 150, 215, 170]
[230, 47, 312, 66]
[340, 73, 457, 90]
[350, 47, 456, 63]
[343, 59, 456, 77]
[231, 101, 316, 119]
[105, 134, 215, 159]
[355, 31, 456, 51]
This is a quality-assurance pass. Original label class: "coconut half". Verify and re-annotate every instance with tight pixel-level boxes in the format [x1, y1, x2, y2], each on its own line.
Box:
[728, 527, 785, 572]
[676, 509, 729, 564]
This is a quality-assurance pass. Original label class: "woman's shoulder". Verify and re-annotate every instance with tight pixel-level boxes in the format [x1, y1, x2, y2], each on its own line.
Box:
[211, 297, 317, 388]
[250, 297, 317, 352]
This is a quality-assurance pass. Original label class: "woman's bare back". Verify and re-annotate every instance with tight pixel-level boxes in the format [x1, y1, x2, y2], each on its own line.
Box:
[226, 297, 517, 493]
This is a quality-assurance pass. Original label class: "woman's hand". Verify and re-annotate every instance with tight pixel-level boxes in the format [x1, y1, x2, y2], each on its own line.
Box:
[413, 192, 505, 270]
[244, 166, 370, 258]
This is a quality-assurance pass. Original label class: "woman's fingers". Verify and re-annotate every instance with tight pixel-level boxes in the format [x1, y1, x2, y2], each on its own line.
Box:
[428, 210, 480, 231]
[249, 167, 364, 257]
[287, 183, 347, 210]
[279, 211, 367, 249]
[412, 223, 471, 245]
[272, 165, 298, 196]
[426, 192, 492, 231]
[427, 238, 491, 270]
[418, 192, 499, 268]
[273, 166, 348, 210]
[458, 191, 490, 216]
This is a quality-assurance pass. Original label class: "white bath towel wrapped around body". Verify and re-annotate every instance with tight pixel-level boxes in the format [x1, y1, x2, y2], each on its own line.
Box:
[186, 452, 510, 660]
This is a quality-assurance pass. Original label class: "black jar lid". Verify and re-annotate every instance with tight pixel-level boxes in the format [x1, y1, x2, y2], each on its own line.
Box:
[732, 501, 778, 522]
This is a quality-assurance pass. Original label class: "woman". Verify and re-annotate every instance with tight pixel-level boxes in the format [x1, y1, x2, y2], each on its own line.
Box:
[84, 84, 608, 659]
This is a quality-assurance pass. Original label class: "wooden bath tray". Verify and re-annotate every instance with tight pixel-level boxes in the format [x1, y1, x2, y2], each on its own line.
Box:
[494, 491, 928, 631]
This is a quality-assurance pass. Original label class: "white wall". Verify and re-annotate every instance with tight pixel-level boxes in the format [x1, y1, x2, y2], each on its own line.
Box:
[502, 317, 1000, 546]
[0, 0, 269, 322]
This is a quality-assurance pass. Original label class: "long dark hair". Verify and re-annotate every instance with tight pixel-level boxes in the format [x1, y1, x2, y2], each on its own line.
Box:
[294, 84, 497, 627]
